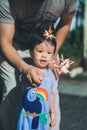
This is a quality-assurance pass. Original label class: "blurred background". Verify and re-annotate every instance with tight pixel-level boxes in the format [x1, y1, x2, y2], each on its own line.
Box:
[59, 1, 87, 130]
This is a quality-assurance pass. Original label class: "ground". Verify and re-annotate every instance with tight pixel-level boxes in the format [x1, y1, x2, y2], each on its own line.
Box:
[60, 94, 87, 130]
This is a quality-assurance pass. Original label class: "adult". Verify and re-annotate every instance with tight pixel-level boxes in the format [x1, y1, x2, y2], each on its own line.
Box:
[0, 0, 79, 130]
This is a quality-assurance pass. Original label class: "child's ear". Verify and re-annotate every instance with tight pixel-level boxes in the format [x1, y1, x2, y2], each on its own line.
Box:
[29, 49, 33, 57]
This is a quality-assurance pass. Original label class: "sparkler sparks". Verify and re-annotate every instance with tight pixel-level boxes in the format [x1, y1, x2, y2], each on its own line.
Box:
[54, 55, 75, 75]
[43, 26, 56, 40]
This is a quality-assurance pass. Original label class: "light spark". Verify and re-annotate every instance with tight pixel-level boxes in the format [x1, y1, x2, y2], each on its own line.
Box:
[55, 55, 75, 75]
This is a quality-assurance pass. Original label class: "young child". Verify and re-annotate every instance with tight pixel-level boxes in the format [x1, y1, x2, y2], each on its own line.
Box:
[17, 26, 57, 130]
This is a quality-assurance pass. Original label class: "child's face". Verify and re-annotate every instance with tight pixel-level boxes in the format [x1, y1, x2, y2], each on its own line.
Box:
[31, 41, 55, 69]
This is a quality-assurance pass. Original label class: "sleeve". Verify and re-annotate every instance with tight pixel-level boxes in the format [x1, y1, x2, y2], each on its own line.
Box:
[0, 0, 14, 24]
[64, 0, 80, 14]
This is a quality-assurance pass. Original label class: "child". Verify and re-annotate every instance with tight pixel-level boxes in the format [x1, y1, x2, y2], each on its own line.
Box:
[17, 26, 57, 130]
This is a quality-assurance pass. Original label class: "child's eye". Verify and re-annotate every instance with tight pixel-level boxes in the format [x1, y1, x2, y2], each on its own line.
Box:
[38, 50, 42, 53]
[48, 52, 52, 54]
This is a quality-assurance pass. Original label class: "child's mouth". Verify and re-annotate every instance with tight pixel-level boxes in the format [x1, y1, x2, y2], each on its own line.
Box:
[40, 59, 47, 64]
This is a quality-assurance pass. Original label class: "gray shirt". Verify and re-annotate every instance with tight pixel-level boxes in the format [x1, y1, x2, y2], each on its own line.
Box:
[0, 0, 79, 46]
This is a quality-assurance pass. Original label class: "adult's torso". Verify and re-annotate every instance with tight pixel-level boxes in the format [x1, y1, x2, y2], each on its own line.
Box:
[0, 0, 79, 47]
[11, 0, 66, 31]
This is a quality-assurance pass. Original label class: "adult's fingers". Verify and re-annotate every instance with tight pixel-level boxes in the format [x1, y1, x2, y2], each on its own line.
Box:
[26, 68, 43, 86]
[48, 60, 59, 79]
[52, 67, 59, 80]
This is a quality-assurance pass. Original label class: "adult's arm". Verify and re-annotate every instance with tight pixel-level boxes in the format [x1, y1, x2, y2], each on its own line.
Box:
[55, 0, 79, 55]
[0, 22, 43, 86]
[55, 12, 74, 56]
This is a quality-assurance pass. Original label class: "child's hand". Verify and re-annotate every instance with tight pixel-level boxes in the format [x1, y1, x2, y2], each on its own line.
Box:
[50, 112, 56, 127]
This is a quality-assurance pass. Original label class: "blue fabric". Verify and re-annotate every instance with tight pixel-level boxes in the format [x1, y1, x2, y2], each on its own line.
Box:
[17, 69, 55, 130]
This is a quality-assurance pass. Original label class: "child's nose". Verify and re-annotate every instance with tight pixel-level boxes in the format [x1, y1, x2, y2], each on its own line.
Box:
[42, 52, 47, 57]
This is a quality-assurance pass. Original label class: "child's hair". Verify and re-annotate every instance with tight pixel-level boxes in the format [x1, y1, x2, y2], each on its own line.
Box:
[29, 25, 56, 53]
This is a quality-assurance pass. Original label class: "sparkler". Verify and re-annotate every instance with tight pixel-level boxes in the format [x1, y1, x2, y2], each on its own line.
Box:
[43, 26, 56, 40]
[54, 55, 75, 75]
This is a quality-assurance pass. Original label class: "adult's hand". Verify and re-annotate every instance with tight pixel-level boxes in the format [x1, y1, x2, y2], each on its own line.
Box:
[24, 66, 43, 87]
[48, 56, 59, 80]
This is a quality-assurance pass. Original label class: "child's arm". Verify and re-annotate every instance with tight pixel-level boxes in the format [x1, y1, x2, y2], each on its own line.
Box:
[50, 88, 56, 127]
